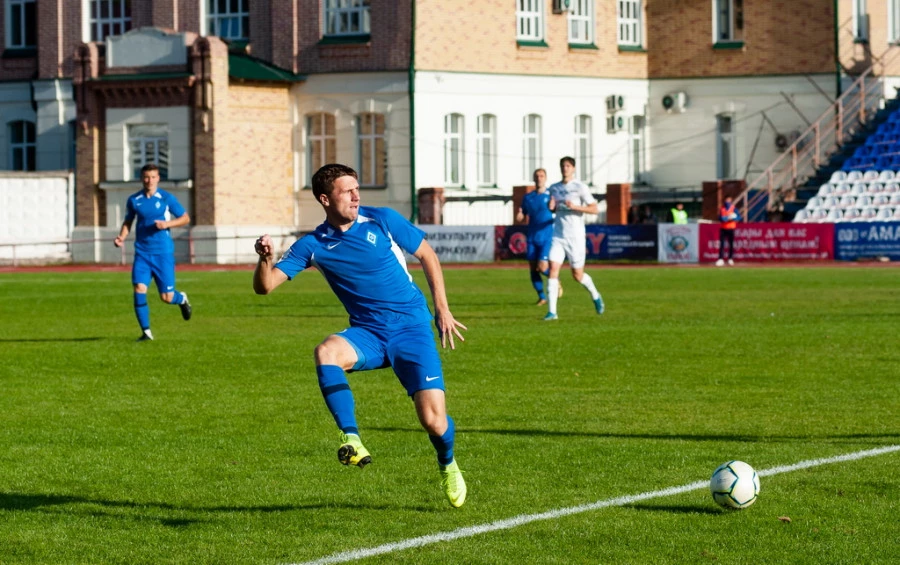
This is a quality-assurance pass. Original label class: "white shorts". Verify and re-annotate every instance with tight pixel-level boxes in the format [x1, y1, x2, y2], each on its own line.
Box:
[549, 234, 586, 269]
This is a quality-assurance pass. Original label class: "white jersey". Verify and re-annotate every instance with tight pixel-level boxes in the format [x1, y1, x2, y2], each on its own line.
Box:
[548, 179, 596, 239]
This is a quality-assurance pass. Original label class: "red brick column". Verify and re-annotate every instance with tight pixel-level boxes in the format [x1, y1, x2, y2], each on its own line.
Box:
[606, 183, 632, 225]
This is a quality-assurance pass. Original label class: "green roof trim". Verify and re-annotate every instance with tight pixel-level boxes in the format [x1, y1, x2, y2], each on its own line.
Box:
[228, 53, 306, 83]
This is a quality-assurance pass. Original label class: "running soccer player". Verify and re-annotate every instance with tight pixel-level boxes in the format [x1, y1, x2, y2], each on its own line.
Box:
[515, 168, 558, 305]
[253, 163, 468, 508]
[114, 163, 192, 341]
[543, 156, 604, 321]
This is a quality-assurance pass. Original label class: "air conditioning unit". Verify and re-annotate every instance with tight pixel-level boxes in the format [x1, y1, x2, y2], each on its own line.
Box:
[661, 91, 688, 113]
[775, 130, 802, 152]
[552, 0, 572, 14]
[605, 94, 625, 113]
[606, 114, 626, 134]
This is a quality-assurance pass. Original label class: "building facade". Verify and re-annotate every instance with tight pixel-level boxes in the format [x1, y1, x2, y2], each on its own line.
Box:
[0, 1, 898, 262]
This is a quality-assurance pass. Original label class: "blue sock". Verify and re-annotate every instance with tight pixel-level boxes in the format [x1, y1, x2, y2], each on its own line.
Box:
[429, 415, 455, 467]
[542, 268, 550, 277]
[316, 365, 358, 435]
[169, 291, 184, 305]
[530, 270, 545, 300]
[133, 292, 150, 330]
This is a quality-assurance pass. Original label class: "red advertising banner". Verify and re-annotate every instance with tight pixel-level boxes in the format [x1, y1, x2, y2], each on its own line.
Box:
[698, 223, 834, 262]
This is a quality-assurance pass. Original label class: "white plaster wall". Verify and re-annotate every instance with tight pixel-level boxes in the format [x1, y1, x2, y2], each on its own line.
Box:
[105, 106, 192, 181]
[647, 74, 837, 190]
[0, 173, 73, 260]
[413, 71, 649, 194]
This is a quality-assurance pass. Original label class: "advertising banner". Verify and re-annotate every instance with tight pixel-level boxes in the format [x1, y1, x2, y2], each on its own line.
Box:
[495, 225, 657, 261]
[698, 223, 834, 262]
[658, 223, 699, 263]
[419, 225, 494, 263]
[833, 221, 900, 261]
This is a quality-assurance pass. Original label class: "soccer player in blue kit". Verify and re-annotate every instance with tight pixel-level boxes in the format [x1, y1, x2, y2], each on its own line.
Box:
[114, 163, 192, 341]
[253, 164, 469, 507]
[515, 168, 556, 305]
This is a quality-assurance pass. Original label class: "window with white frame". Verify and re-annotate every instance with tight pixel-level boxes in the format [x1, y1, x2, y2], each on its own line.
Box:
[476, 114, 497, 187]
[8, 120, 35, 171]
[87, 0, 132, 42]
[853, 0, 869, 41]
[890, 0, 900, 43]
[617, 0, 641, 47]
[128, 124, 169, 180]
[630, 115, 645, 184]
[325, 0, 370, 36]
[307, 113, 336, 180]
[516, 0, 544, 42]
[6, 0, 36, 48]
[522, 114, 542, 181]
[713, 0, 743, 43]
[357, 112, 386, 187]
[568, 0, 593, 45]
[208, 0, 249, 40]
[716, 114, 736, 180]
[574, 115, 593, 185]
[444, 114, 465, 187]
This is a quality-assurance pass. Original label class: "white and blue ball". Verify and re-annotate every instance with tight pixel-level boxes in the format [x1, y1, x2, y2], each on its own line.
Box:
[710, 460, 760, 509]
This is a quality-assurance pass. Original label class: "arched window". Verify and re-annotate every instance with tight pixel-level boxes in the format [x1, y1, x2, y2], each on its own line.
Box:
[8, 120, 36, 171]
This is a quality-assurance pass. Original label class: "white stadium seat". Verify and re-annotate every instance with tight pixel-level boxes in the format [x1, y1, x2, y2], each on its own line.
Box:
[825, 208, 844, 222]
[843, 208, 862, 221]
[873, 194, 890, 206]
[855, 195, 872, 208]
[875, 206, 894, 221]
[890, 193, 900, 205]
[878, 170, 896, 181]
[839, 195, 857, 208]
[863, 170, 879, 181]
[868, 182, 884, 194]
[816, 183, 834, 197]
[893, 207, 900, 220]
[834, 182, 851, 195]
[793, 209, 810, 222]
[885, 182, 900, 193]
[847, 170, 864, 181]
[806, 196, 822, 209]
[850, 182, 868, 195]
[820, 196, 840, 208]
[830, 170, 848, 183]
[810, 208, 830, 221]
[859, 207, 879, 221]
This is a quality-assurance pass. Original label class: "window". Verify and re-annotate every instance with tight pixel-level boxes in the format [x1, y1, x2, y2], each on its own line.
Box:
[516, 0, 544, 42]
[8, 120, 35, 171]
[574, 115, 592, 185]
[6, 0, 36, 48]
[716, 114, 736, 180]
[69, 120, 78, 170]
[617, 0, 641, 47]
[476, 114, 497, 187]
[307, 113, 336, 179]
[713, 0, 743, 43]
[630, 115, 645, 184]
[890, 0, 900, 43]
[325, 0, 370, 36]
[88, 0, 132, 42]
[357, 113, 386, 187]
[522, 114, 542, 181]
[853, 0, 868, 42]
[569, 0, 593, 45]
[443, 113, 464, 187]
[208, 0, 249, 40]
[128, 124, 169, 180]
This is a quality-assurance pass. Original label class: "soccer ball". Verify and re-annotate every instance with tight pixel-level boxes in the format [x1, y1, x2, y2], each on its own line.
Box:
[710, 460, 760, 509]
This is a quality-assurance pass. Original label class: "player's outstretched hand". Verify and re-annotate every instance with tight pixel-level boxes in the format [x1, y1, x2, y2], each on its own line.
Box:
[435, 312, 467, 350]
[255, 234, 274, 258]
[113, 236, 124, 248]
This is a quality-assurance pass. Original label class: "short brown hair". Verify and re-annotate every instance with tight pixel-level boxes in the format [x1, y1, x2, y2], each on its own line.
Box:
[312, 164, 358, 200]
[140, 163, 160, 174]
[560, 156, 575, 167]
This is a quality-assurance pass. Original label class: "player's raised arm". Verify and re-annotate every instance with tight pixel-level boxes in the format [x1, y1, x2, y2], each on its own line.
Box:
[413, 239, 467, 349]
[253, 234, 288, 294]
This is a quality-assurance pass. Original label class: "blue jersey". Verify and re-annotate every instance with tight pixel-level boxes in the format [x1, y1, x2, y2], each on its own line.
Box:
[521, 190, 554, 242]
[123, 188, 186, 255]
[275, 206, 433, 330]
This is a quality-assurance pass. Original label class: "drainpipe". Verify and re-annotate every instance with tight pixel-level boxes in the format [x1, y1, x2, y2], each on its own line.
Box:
[834, 0, 841, 98]
[408, 0, 417, 222]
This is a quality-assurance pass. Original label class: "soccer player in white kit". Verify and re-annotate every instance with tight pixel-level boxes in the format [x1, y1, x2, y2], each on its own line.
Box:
[543, 156, 604, 320]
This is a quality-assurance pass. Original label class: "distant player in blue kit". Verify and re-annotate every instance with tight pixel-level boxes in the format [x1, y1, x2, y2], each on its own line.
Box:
[515, 168, 558, 305]
[253, 163, 469, 507]
[114, 163, 192, 341]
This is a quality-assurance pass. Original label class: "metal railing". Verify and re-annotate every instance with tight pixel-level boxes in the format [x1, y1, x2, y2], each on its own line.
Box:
[736, 46, 900, 222]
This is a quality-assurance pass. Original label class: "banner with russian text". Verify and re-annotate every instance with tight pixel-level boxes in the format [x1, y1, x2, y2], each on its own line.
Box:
[833, 221, 900, 261]
[418, 225, 494, 263]
[658, 223, 699, 263]
[698, 223, 834, 262]
[495, 225, 657, 261]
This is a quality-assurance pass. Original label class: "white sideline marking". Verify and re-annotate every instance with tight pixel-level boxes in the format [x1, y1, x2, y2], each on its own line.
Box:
[289, 445, 900, 565]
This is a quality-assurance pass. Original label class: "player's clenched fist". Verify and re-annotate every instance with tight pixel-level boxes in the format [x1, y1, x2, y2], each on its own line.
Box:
[255, 234, 273, 258]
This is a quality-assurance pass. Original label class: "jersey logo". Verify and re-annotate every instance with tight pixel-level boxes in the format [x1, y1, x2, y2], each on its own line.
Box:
[425, 375, 441, 382]
[155, 201, 161, 209]
[366, 231, 377, 245]
[327, 242, 341, 250]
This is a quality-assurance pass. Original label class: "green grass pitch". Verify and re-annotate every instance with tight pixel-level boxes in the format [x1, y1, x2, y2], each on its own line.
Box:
[0, 264, 898, 564]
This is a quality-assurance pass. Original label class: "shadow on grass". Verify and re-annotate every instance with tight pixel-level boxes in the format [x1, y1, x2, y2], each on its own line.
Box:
[0, 337, 104, 343]
[370, 426, 900, 443]
[625, 503, 722, 515]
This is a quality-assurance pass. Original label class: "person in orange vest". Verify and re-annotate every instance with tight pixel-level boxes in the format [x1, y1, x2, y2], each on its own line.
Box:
[716, 196, 741, 266]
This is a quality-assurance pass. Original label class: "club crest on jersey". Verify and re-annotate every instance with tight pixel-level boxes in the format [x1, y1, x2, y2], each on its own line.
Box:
[366, 231, 377, 245]
[155, 201, 161, 209]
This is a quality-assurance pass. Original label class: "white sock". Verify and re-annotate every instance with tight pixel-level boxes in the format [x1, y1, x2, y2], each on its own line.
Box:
[547, 278, 559, 314]
[579, 273, 600, 300]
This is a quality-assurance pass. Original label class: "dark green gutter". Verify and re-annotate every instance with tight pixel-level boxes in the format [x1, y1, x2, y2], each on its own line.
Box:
[408, 0, 417, 222]
[834, 0, 841, 98]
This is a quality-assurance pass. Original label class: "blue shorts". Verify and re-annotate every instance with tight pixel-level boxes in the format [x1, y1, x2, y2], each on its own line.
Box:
[336, 323, 445, 396]
[132, 252, 177, 293]
[526, 236, 552, 263]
